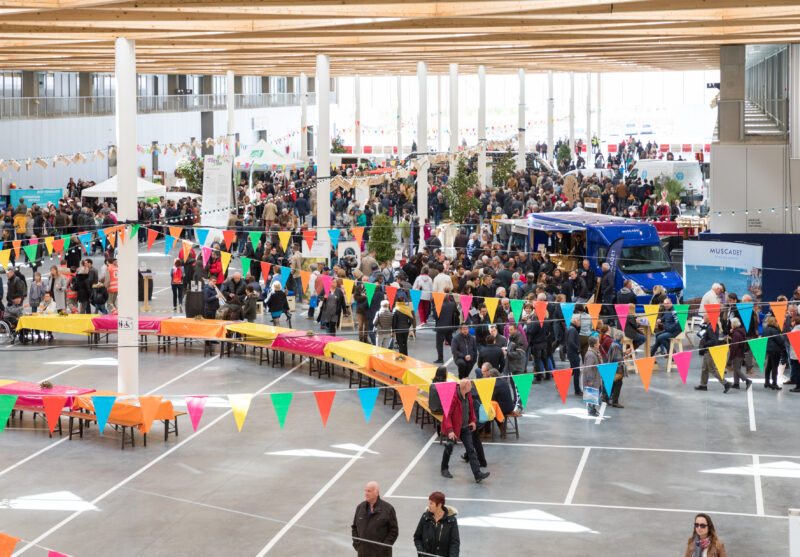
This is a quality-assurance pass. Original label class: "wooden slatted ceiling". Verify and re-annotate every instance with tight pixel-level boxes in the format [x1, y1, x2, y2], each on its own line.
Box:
[0, 0, 795, 74]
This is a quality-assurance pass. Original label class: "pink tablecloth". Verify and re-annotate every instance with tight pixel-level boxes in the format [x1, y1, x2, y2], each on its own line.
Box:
[0, 381, 95, 409]
[91, 315, 171, 333]
[270, 332, 347, 356]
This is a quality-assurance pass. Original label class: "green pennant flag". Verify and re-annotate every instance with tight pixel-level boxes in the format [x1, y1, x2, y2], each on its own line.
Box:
[248, 231, 262, 252]
[512, 373, 534, 409]
[0, 395, 18, 433]
[747, 337, 768, 372]
[61, 234, 71, 251]
[22, 244, 37, 263]
[509, 299, 524, 324]
[673, 304, 690, 331]
[363, 282, 377, 306]
[270, 392, 293, 429]
[129, 224, 140, 240]
[240, 256, 251, 276]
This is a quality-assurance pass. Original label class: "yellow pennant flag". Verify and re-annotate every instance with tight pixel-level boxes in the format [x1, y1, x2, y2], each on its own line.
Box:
[484, 297, 499, 323]
[473, 377, 497, 420]
[278, 230, 291, 252]
[0, 249, 10, 270]
[342, 278, 355, 304]
[44, 236, 55, 255]
[708, 344, 729, 381]
[228, 394, 253, 432]
[643, 304, 660, 332]
[220, 251, 231, 274]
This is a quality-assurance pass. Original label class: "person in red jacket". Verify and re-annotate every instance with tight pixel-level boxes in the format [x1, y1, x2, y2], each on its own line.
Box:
[440, 379, 490, 483]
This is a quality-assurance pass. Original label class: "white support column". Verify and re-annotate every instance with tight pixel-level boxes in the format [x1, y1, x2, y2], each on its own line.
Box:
[300, 72, 308, 162]
[449, 63, 458, 179]
[586, 73, 592, 151]
[316, 54, 331, 230]
[597, 73, 602, 149]
[790, 508, 800, 557]
[417, 62, 429, 221]
[547, 70, 554, 161]
[354, 74, 361, 155]
[477, 65, 487, 188]
[437, 74, 442, 153]
[396, 75, 402, 157]
[517, 68, 526, 172]
[114, 37, 139, 395]
[790, 45, 800, 159]
[226, 70, 235, 158]
[569, 71, 575, 157]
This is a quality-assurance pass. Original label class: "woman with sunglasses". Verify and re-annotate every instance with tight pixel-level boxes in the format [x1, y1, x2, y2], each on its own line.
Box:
[684, 513, 727, 557]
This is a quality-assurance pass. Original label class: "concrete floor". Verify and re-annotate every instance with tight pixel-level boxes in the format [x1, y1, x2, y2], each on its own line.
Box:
[1, 242, 798, 556]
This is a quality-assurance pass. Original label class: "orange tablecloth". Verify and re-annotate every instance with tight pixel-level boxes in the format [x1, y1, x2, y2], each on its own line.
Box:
[158, 318, 233, 339]
[368, 352, 437, 382]
[73, 390, 175, 431]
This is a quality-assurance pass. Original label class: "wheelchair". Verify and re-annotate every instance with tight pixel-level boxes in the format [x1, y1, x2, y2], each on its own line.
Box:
[0, 310, 19, 344]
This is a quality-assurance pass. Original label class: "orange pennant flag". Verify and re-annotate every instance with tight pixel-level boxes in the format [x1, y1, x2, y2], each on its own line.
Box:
[586, 303, 602, 329]
[770, 300, 788, 331]
[222, 230, 235, 250]
[300, 270, 311, 294]
[42, 396, 68, 435]
[118, 225, 126, 245]
[394, 385, 418, 420]
[11, 240, 21, 260]
[534, 301, 548, 326]
[146, 229, 158, 251]
[302, 229, 316, 250]
[169, 226, 182, 240]
[351, 226, 364, 246]
[138, 396, 162, 434]
[635, 356, 656, 391]
[182, 240, 193, 262]
[432, 291, 446, 318]
[552, 368, 573, 404]
[0, 532, 20, 556]
[106, 228, 117, 249]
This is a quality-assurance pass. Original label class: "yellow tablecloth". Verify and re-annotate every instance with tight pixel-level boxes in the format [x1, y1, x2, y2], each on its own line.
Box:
[403, 367, 458, 393]
[225, 323, 295, 341]
[16, 314, 96, 336]
[159, 318, 232, 339]
[323, 340, 393, 368]
[0, 379, 19, 388]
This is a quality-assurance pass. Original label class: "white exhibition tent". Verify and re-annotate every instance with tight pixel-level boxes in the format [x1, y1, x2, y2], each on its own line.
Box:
[80, 175, 166, 199]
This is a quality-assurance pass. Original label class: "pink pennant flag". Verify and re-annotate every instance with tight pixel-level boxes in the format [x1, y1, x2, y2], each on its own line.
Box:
[615, 304, 630, 330]
[434, 381, 458, 420]
[49, 552, 70, 557]
[201, 246, 211, 267]
[185, 396, 208, 432]
[458, 294, 473, 322]
[320, 274, 333, 297]
[672, 350, 692, 385]
[29, 238, 39, 245]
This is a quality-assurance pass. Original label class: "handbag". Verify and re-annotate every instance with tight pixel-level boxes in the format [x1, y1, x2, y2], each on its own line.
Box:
[309, 295, 318, 308]
[583, 386, 600, 405]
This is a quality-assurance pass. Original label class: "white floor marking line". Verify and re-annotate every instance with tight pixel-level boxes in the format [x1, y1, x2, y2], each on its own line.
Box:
[13, 362, 303, 556]
[594, 402, 606, 425]
[144, 355, 219, 395]
[483, 441, 800, 460]
[385, 432, 438, 497]
[747, 385, 757, 431]
[0, 439, 69, 480]
[388, 494, 788, 520]
[41, 363, 83, 382]
[255, 410, 404, 556]
[753, 454, 765, 516]
[564, 447, 590, 505]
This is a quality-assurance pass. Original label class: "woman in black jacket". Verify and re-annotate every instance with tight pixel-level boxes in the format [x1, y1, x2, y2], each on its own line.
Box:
[413, 491, 460, 557]
[265, 282, 290, 326]
[762, 315, 786, 390]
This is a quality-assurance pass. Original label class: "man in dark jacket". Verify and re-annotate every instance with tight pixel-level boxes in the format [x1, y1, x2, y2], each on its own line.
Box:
[434, 293, 458, 363]
[565, 315, 583, 395]
[599, 262, 615, 306]
[568, 269, 590, 302]
[202, 275, 221, 319]
[477, 335, 505, 374]
[221, 272, 246, 303]
[440, 379, 490, 483]
[695, 313, 732, 392]
[451, 323, 477, 379]
[615, 279, 637, 306]
[5, 268, 26, 304]
[351, 481, 398, 557]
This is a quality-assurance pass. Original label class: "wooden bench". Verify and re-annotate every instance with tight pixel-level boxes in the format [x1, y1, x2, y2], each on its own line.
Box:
[219, 336, 272, 364]
[10, 404, 62, 437]
[88, 329, 156, 352]
[491, 410, 522, 440]
[414, 394, 444, 442]
[157, 334, 218, 357]
[351, 368, 402, 406]
[67, 410, 187, 450]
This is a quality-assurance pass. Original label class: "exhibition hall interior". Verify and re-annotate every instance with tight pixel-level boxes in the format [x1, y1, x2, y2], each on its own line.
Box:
[1, 2, 800, 556]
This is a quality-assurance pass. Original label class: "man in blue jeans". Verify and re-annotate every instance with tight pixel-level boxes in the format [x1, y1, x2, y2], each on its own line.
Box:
[451, 323, 477, 379]
[440, 379, 490, 483]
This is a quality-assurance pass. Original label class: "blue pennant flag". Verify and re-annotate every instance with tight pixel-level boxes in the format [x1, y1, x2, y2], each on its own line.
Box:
[409, 289, 422, 314]
[164, 234, 176, 255]
[327, 228, 340, 250]
[195, 228, 209, 247]
[280, 266, 291, 289]
[560, 303, 575, 327]
[78, 232, 92, 253]
[97, 229, 107, 251]
[92, 395, 117, 433]
[358, 387, 380, 422]
[736, 302, 754, 332]
[597, 362, 619, 397]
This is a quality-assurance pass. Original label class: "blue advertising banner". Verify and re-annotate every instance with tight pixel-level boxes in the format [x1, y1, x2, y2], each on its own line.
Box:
[9, 188, 64, 206]
[683, 239, 763, 301]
